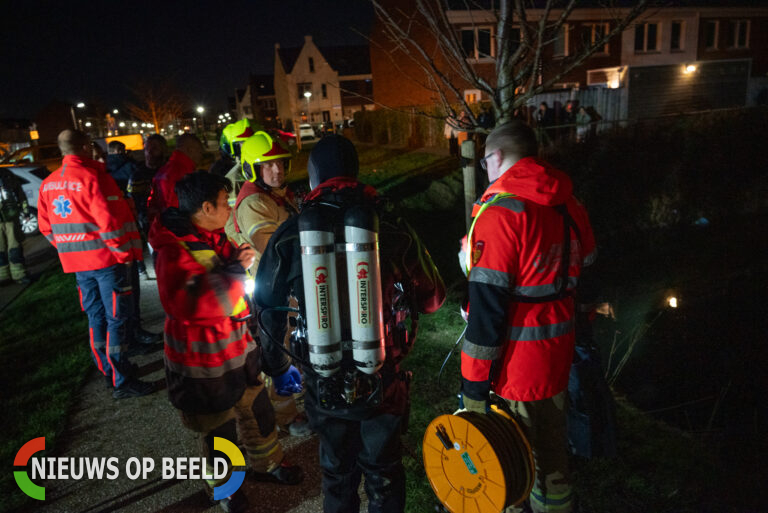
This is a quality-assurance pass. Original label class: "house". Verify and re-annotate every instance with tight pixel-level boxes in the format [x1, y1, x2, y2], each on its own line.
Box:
[369, 1, 768, 120]
[274, 35, 373, 131]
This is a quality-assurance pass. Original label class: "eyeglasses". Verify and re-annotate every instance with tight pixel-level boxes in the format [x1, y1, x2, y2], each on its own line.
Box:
[480, 151, 494, 171]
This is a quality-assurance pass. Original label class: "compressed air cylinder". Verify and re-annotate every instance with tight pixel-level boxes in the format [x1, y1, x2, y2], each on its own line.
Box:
[299, 205, 342, 377]
[344, 205, 385, 374]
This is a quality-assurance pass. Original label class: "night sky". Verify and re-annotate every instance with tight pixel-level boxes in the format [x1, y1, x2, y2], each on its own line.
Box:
[0, 0, 374, 120]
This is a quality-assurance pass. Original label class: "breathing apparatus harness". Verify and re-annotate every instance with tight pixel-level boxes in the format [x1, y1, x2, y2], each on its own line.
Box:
[256, 187, 418, 412]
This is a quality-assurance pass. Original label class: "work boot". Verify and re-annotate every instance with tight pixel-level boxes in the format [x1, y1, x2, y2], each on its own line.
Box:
[251, 461, 303, 485]
[214, 489, 250, 513]
[112, 378, 155, 400]
[286, 414, 312, 437]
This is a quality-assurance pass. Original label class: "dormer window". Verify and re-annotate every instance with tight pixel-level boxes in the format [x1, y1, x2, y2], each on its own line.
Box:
[309, 57, 315, 72]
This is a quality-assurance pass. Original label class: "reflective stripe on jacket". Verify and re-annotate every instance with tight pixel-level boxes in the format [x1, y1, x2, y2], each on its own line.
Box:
[149, 208, 262, 413]
[38, 155, 142, 273]
[225, 180, 297, 271]
[461, 157, 596, 402]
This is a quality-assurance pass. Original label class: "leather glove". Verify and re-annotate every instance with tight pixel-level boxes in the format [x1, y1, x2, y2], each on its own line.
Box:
[273, 365, 303, 396]
[459, 392, 489, 414]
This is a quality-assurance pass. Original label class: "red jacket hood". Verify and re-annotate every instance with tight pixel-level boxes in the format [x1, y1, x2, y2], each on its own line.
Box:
[163, 150, 196, 175]
[61, 154, 106, 173]
[483, 157, 573, 206]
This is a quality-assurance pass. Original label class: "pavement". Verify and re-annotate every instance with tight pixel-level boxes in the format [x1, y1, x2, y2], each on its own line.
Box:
[23, 249, 362, 513]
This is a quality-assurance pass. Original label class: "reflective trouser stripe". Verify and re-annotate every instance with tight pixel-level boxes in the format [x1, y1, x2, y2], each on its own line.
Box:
[106, 332, 117, 387]
[530, 487, 573, 512]
[89, 327, 105, 375]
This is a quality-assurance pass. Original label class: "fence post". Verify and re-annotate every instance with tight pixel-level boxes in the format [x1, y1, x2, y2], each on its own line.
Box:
[461, 139, 476, 233]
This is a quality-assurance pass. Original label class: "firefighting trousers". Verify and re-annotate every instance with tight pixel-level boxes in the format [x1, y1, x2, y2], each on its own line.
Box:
[75, 263, 133, 388]
[502, 391, 573, 513]
[0, 220, 27, 281]
[305, 392, 406, 513]
[180, 382, 284, 492]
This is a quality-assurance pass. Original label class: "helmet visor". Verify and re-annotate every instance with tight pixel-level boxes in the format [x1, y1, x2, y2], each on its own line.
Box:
[232, 140, 244, 158]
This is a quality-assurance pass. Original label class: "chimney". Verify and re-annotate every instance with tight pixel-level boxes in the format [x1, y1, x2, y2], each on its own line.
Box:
[304, 35, 312, 45]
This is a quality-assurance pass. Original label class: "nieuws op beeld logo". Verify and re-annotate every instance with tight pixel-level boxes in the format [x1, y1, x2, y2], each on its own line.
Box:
[14, 437, 245, 501]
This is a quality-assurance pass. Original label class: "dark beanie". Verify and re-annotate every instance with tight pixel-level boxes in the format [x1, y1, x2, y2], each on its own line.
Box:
[307, 135, 359, 190]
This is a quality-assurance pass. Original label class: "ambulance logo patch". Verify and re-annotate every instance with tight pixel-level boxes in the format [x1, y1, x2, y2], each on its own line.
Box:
[472, 240, 485, 265]
[52, 195, 72, 219]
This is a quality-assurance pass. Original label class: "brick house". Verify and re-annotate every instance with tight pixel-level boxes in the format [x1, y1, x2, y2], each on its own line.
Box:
[370, 1, 768, 119]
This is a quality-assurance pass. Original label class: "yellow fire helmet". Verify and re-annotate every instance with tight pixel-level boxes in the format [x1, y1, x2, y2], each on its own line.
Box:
[240, 131, 292, 183]
[220, 119, 261, 158]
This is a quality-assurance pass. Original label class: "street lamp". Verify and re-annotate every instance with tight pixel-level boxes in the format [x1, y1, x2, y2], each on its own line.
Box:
[196, 106, 205, 135]
[76, 102, 85, 109]
[304, 91, 312, 122]
[113, 109, 119, 114]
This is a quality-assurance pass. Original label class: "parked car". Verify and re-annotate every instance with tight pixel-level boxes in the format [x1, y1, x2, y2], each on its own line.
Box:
[298, 124, 316, 141]
[0, 144, 62, 173]
[5, 165, 48, 235]
[270, 129, 297, 146]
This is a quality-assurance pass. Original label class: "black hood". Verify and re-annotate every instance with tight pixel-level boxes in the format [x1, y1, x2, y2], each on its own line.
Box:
[307, 135, 359, 190]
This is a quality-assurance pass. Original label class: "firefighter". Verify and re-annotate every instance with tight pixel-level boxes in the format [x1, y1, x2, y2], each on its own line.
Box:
[255, 135, 445, 513]
[38, 130, 154, 399]
[459, 121, 596, 513]
[209, 119, 261, 204]
[224, 131, 310, 436]
[148, 171, 303, 513]
[0, 167, 31, 285]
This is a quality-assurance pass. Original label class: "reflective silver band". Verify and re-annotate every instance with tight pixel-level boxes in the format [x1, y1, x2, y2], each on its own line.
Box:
[301, 244, 335, 255]
[508, 320, 574, 342]
[309, 342, 342, 354]
[352, 340, 384, 350]
[345, 242, 378, 252]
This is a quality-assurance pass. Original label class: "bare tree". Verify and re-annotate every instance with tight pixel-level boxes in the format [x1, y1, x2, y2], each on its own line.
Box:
[125, 82, 184, 133]
[370, 0, 652, 128]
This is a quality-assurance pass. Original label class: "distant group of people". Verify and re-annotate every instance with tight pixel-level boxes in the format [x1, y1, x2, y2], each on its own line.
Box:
[33, 105, 598, 513]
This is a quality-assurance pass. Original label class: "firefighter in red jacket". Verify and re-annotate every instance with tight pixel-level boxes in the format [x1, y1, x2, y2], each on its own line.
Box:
[147, 133, 203, 223]
[148, 171, 302, 513]
[460, 122, 596, 513]
[38, 130, 155, 399]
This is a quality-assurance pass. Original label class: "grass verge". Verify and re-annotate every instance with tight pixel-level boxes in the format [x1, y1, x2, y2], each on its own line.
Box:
[0, 268, 91, 512]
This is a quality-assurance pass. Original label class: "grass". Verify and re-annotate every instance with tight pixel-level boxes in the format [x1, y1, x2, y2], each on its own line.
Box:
[0, 268, 92, 512]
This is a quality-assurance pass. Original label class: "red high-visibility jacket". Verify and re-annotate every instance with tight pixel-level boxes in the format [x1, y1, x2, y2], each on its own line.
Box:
[147, 150, 196, 223]
[149, 208, 286, 413]
[461, 157, 596, 402]
[38, 155, 142, 273]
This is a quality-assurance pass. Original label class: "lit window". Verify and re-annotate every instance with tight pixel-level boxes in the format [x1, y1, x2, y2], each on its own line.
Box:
[671, 21, 684, 51]
[705, 21, 719, 50]
[731, 20, 749, 49]
[460, 26, 495, 60]
[634, 22, 659, 53]
[464, 89, 481, 104]
[591, 23, 610, 54]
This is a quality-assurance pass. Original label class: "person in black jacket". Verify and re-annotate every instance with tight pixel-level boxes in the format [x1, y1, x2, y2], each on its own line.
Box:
[255, 135, 445, 513]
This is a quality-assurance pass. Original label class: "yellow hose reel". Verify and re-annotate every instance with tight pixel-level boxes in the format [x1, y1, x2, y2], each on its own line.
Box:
[422, 405, 535, 513]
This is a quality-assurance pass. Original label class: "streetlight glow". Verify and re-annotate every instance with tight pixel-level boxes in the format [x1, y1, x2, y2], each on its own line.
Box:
[76, 102, 85, 109]
[113, 109, 119, 114]
[197, 106, 205, 114]
[303, 91, 312, 99]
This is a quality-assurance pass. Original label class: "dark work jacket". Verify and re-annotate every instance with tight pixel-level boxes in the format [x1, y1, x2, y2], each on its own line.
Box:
[255, 180, 445, 419]
[106, 154, 137, 193]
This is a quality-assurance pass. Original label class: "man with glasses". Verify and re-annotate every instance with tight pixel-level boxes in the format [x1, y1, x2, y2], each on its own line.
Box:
[460, 121, 596, 513]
